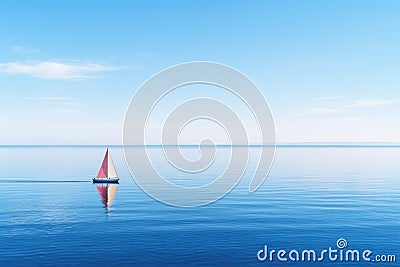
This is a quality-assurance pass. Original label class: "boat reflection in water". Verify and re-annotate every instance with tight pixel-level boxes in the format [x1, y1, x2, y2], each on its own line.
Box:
[96, 183, 119, 211]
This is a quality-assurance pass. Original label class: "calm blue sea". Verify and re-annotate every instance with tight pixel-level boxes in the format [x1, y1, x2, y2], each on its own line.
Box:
[0, 146, 399, 266]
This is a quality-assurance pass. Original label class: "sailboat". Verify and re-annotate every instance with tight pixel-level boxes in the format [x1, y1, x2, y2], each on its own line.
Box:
[92, 148, 119, 183]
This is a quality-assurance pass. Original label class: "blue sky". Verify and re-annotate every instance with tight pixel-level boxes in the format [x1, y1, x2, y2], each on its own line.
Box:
[0, 0, 399, 144]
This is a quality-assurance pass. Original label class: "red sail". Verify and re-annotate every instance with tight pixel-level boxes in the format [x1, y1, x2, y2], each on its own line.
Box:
[96, 149, 109, 178]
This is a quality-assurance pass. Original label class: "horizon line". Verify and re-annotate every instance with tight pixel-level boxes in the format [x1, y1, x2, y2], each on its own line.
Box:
[1, 142, 400, 148]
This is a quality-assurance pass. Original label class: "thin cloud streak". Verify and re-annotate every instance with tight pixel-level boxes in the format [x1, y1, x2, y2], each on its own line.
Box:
[40, 96, 69, 101]
[25, 96, 69, 101]
[316, 96, 344, 101]
[26, 96, 81, 110]
[52, 109, 79, 113]
[135, 52, 154, 57]
[59, 102, 81, 106]
[0, 61, 118, 80]
[11, 45, 39, 54]
[347, 99, 398, 108]
[301, 98, 398, 116]
[333, 117, 367, 122]
[299, 108, 343, 115]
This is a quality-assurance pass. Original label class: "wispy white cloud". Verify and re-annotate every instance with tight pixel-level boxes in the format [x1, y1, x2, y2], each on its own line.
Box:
[299, 108, 342, 115]
[58, 102, 81, 106]
[346, 99, 398, 108]
[52, 109, 79, 113]
[316, 96, 344, 101]
[333, 117, 367, 122]
[11, 45, 39, 54]
[40, 96, 69, 101]
[135, 52, 153, 57]
[301, 97, 398, 116]
[25, 96, 70, 101]
[0, 60, 118, 80]
[26, 96, 81, 111]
